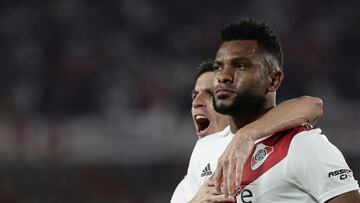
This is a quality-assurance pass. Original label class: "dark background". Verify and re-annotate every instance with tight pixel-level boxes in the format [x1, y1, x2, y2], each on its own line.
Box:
[0, 0, 359, 202]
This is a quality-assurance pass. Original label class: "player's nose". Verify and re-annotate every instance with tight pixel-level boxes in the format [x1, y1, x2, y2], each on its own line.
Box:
[192, 91, 207, 109]
[216, 66, 234, 84]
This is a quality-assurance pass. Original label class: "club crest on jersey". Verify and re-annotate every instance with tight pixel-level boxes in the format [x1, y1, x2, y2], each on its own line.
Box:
[251, 143, 274, 171]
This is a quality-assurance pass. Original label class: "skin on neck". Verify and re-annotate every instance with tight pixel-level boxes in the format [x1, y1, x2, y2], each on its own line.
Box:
[229, 92, 276, 134]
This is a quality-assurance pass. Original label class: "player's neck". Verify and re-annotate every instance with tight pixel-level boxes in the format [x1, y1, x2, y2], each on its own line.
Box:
[229, 97, 276, 134]
[229, 110, 265, 134]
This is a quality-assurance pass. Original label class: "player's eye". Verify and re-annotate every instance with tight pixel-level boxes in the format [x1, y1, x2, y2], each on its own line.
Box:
[213, 64, 221, 71]
[191, 91, 198, 100]
[235, 62, 246, 69]
[205, 90, 213, 98]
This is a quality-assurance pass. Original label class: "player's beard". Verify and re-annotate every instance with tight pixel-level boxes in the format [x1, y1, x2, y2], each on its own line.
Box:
[213, 90, 265, 116]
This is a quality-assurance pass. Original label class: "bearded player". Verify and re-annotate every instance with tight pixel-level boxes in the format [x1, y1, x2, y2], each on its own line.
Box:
[209, 19, 360, 202]
[171, 59, 324, 202]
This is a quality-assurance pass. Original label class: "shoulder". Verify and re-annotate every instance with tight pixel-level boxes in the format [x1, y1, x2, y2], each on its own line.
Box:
[292, 127, 323, 142]
[260, 124, 315, 150]
[287, 126, 350, 173]
[171, 176, 196, 203]
[189, 126, 231, 168]
[286, 127, 359, 202]
[196, 126, 232, 148]
[290, 127, 335, 153]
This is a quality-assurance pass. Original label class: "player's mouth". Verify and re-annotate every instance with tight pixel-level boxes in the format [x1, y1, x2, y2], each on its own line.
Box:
[194, 114, 210, 136]
[215, 88, 236, 99]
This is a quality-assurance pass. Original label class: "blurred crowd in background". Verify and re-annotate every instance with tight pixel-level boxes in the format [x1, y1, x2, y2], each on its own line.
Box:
[0, 0, 359, 202]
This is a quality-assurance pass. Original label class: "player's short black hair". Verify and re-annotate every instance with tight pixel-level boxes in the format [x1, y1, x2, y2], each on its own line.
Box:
[221, 19, 283, 70]
[195, 59, 214, 82]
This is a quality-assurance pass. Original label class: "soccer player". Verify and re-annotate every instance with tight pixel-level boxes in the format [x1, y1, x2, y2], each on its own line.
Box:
[172, 60, 230, 202]
[171, 60, 324, 202]
[191, 59, 230, 139]
[207, 19, 360, 202]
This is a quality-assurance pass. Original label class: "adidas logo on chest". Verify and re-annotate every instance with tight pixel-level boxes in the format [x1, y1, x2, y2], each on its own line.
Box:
[201, 163, 212, 177]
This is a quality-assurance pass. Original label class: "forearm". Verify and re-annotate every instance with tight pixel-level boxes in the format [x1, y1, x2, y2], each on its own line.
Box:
[240, 96, 323, 140]
[326, 190, 360, 203]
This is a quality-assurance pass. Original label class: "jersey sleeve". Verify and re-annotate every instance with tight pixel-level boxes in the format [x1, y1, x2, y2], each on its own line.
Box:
[170, 176, 192, 203]
[288, 129, 359, 203]
[170, 140, 202, 203]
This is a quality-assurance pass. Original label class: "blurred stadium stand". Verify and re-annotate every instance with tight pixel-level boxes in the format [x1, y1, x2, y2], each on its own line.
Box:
[0, 0, 359, 202]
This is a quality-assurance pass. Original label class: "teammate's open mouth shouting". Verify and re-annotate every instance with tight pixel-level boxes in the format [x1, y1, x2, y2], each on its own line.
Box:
[194, 114, 211, 137]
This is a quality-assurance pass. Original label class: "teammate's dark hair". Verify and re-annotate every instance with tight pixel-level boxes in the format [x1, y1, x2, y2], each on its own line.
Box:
[221, 19, 283, 70]
[195, 59, 214, 82]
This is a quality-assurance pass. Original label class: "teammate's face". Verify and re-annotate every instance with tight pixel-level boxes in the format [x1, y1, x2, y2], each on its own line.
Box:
[213, 40, 268, 115]
[192, 72, 229, 138]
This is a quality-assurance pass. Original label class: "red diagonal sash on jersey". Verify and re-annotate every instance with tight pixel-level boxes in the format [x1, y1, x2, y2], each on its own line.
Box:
[236, 126, 311, 194]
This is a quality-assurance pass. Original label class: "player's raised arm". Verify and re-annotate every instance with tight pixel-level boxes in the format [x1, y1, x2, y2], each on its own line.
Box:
[214, 96, 323, 197]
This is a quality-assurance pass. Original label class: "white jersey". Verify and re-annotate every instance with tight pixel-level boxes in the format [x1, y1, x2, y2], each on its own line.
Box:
[171, 125, 359, 203]
[171, 126, 235, 202]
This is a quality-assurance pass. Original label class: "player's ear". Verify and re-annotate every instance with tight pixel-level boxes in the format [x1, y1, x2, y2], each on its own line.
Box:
[267, 71, 283, 92]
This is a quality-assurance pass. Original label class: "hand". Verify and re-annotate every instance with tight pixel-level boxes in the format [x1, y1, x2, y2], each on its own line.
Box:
[213, 127, 257, 197]
[189, 179, 235, 203]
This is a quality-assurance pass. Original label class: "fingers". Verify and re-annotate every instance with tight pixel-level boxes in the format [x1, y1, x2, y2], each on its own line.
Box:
[221, 157, 229, 196]
[205, 179, 221, 195]
[212, 195, 236, 202]
[201, 193, 235, 203]
[235, 157, 244, 187]
[215, 137, 249, 197]
[227, 157, 235, 197]
[234, 156, 245, 197]
[214, 163, 223, 193]
[206, 179, 214, 187]
[208, 185, 222, 195]
[215, 148, 234, 196]
[206, 179, 235, 199]
[190, 179, 234, 203]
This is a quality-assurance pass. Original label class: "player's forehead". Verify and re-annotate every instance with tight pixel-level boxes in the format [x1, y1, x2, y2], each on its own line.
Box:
[215, 40, 260, 62]
[194, 72, 214, 91]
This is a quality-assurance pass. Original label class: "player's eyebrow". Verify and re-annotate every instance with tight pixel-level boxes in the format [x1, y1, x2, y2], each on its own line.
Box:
[214, 56, 251, 63]
[203, 88, 213, 95]
[213, 60, 223, 66]
[231, 56, 253, 65]
[192, 88, 213, 100]
[231, 56, 249, 61]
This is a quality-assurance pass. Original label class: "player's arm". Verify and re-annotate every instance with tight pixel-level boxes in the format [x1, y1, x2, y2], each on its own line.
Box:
[172, 139, 208, 202]
[326, 190, 360, 203]
[171, 178, 189, 203]
[239, 95, 323, 140]
[214, 96, 323, 197]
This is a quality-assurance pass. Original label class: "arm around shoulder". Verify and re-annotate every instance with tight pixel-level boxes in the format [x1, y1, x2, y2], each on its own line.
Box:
[239, 95, 323, 140]
[295, 95, 323, 125]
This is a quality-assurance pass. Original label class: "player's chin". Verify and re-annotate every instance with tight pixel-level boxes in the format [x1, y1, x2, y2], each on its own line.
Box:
[196, 129, 209, 138]
[214, 100, 235, 114]
[215, 95, 236, 106]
